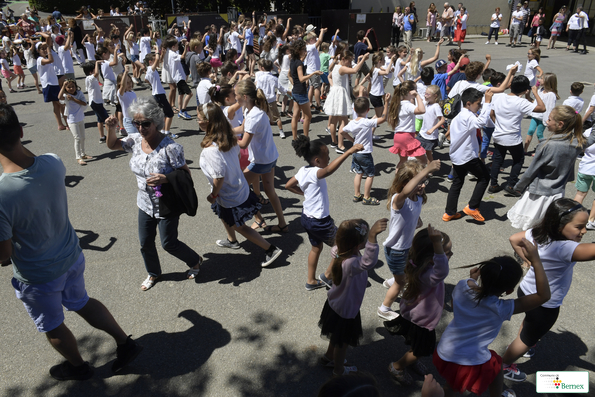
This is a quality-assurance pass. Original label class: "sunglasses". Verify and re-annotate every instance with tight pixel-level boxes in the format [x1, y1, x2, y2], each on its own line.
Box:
[132, 120, 152, 128]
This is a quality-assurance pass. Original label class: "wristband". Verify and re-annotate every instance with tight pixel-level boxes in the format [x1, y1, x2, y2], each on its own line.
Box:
[211, 193, 219, 199]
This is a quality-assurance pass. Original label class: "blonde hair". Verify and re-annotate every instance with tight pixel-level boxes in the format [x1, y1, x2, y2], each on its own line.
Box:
[547, 105, 585, 148]
[541, 72, 560, 100]
[235, 79, 268, 111]
[386, 160, 427, 210]
[426, 85, 441, 102]
[409, 48, 423, 77]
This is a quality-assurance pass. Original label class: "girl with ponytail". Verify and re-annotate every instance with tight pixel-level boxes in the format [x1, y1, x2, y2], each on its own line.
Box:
[318, 218, 387, 376]
[236, 79, 288, 234]
[507, 105, 593, 230]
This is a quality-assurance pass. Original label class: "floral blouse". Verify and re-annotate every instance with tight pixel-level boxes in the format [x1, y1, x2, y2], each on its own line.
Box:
[121, 134, 186, 218]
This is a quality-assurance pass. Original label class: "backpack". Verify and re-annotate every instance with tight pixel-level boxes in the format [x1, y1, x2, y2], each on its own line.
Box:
[442, 94, 462, 119]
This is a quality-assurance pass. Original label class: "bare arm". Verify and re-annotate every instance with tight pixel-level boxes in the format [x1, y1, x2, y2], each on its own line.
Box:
[105, 115, 124, 150]
[420, 38, 444, 67]
[317, 144, 364, 179]
[413, 93, 426, 115]
[0, 239, 12, 263]
[532, 86, 546, 113]
[285, 176, 304, 195]
[512, 238, 550, 314]
[316, 27, 327, 48]
[283, 18, 292, 40]
[393, 161, 440, 209]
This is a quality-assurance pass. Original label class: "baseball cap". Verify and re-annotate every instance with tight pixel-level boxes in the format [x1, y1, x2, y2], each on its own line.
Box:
[435, 59, 447, 69]
[460, 57, 470, 66]
[55, 35, 65, 46]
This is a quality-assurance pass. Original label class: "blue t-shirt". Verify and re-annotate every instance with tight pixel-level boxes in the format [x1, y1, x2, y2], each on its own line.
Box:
[432, 72, 448, 100]
[245, 27, 254, 46]
[354, 41, 367, 59]
[404, 14, 414, 31]
[0, 154, 82, 284]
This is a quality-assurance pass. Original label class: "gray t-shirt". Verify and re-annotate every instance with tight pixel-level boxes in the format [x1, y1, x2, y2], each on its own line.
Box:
[0, 154, 82, 284]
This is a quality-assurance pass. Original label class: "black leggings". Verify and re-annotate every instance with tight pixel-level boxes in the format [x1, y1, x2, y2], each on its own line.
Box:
[392, 26, 401, 46]
[517, 288, 560, 347]
[488, 27, 499, 42]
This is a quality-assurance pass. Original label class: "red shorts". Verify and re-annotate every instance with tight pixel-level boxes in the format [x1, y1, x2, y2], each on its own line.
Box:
[13, 65, 24, 75]
[433, 349, 502, 396]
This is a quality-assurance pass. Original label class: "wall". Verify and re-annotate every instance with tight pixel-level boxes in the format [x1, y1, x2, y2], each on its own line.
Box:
[348, 0, 513, 35]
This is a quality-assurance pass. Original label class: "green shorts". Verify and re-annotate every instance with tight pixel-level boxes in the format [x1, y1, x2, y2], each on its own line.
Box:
[576, 172, 595, 192]
[415, 118, 423, 133]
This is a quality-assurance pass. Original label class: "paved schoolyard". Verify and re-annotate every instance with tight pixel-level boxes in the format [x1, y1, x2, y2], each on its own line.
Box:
[1, 32, 595, 397]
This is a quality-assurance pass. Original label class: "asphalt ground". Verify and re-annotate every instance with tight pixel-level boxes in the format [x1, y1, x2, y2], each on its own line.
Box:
[2, 17, 595, 397]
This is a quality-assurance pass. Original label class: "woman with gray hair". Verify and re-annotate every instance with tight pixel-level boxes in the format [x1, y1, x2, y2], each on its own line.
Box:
[105, 97, 202, 291]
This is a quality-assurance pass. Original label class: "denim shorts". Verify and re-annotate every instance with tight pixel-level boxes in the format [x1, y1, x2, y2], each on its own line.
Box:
[385, 246, 410, 275]
[351, 152, 375, 177]
[293, 92, 309, 105]
[90, 101, 109, 123]
[301, 213, 337, 247]
[321, 72, 329, 85]
[130, 54, 139, 62]
[247, 159, 277, 174]
[12, 253, 89, 332]
[123, 116, 139, 134]
[28, 64, 38, 74]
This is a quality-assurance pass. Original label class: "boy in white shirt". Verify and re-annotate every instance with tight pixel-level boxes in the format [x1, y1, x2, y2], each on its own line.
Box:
[255, 59, 284, 138]
[83, 61, 109, 143]
[138, 27, 152, 64]
[304, 28, 327, 112]
[341, 94, 390, 205]
[563, 82, 585, 114]
[443, 88, 494, 223]
[165, 36, 192, 120]
[489, 76, 545, 196]
[144, 53, 175, 137]
[195, 62, 213, 127]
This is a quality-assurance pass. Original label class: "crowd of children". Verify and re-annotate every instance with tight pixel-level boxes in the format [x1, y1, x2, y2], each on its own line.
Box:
[5, 10, 595, 396]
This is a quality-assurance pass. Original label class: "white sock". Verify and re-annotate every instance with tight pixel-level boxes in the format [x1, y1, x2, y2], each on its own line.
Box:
[380, 304, 391, 312]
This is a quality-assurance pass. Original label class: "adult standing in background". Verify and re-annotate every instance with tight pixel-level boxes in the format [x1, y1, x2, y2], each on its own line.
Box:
[409, 2, 418, 38]
[392, 6, 404, 46]
[453, 7, 467, 50]
[577, 7, 589, 54]
[566, 9, 583, 52]
[507, 3, 524, 48]
[426, 3, 437, 42]
[403, 7, 415, 49]
[547, 6, 567, 50]
[441, 2, 454, 45]
[519, 1, 531, 44]
[486, 7, 502, 45]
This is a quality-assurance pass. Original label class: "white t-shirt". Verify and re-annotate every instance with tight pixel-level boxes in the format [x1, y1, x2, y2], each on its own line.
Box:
[229, 31, 241, 53]
[85, 75, 103, 104]
[101, 60, 116, 82]
[420, 103, 443, 140]
[11, 54, 20, 67]
[24, 49, 36, 69]
[245, 107, 279, 164]
[295, 166, 330, 219]
[490, 13, 503, 28]
[197, 78, 213, 105]
[50, 50, 64, 76]
[109, 54, 124, 75]
[145, 66, 165, 95]
[568, 14, 581, 30]
[305, 43, 320, 74]
[492, 94, 537, 146]
[437, 278, 515, 366]
[384, 55, 393, 80]
[530, 90, 556, 122]
[524, 59, 539, 86]
[199, 144, 249, 208]
[404, 61, 421, 82]
[63, 90, 87, 124]
[222, 105, 244, 129]
[579, 128, 595, 175]
[512, 10, 524, 24]
[521, 229, 580, 309]
[58, 46, 74, 74]
[393, 59, 406, 85]
[370, 68, 384, 96]
[585, 94, 595, 122]
[563, 96, 584, 114]
[255, 71, 278, 103]
[449, 105, 493, 165]
[394, 100, 416, 132]
[448, 80, 489, 99]
[383, 194, 423, 250]
[329, 43, 337, 57]
[343, 118, 377, 154]
[83, 42, 95, 61]
[139, 36, 151, 62]
[117, 90, 137, 119]
[168, 50, 186, 83]
[37, 57, 58, 87]
[458, 14, 468, 30]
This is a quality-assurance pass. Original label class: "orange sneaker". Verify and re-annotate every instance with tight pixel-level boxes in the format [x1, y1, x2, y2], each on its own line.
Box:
[463, 205, 485, 222]
[442, 212, 462, 222]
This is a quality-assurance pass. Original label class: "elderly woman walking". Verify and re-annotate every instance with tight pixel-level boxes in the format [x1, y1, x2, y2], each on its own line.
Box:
[106, 97, 202, 291]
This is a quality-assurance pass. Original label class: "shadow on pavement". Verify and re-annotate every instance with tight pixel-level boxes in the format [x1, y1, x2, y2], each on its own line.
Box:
[75, 229, 117, 252]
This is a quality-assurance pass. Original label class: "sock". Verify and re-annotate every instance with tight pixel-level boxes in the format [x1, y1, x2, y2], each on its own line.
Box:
[380, 304, 391, 312]
[265, 244, 277, 255]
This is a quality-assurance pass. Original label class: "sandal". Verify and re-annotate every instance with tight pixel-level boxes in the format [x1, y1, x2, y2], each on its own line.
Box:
[77, 159, 87, 166]
[141, 275, 158, 291]
[251, 219, 267, 230]
[363, 197, 380, 206]
[258, 194, 270, 206]
[81, 155, 94, 160]
[353, 194, 363, 202]
[263, 224, 289, 234]
[187, 256, 203, 279]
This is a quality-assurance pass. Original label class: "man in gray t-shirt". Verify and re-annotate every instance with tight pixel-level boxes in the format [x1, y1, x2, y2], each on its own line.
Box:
[0, 105, 142, 381]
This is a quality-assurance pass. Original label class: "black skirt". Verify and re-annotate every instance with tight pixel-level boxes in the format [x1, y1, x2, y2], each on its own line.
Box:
[318, 300, 363, 347]
[384, 315, 436, 357]
[211, 191, 262, 227]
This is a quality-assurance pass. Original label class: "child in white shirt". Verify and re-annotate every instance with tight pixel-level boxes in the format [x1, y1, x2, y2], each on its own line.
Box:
[143, 53, 174, 137]
[83, 61, 109, 142]
[255, 59, 283, 137]
[304, 28, 327, 111]
[417, 85, 445, 162]
[342, 94, 390, 205]
[524, 48, 543, 87]
[165, 36, 192, 120]
[563, 82, 585, 114]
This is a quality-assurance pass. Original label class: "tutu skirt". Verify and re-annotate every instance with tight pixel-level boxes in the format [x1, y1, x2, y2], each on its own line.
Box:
[323, 86, 352, 116]
[384, 315, 436, 357]
[433, 349, 502, 396]
[507, 192, 563, 230]
[389, 132, 427, 157]
[211, 191, 262, 227]
[318, 300, 363, 347]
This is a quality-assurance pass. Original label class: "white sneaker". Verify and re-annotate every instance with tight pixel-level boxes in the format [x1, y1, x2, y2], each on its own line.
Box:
[377, 307, 400, 321]
[279, 131, 286, 139]
[587, 221, 595, 230]
[383, 278, 395, 289]
[261, 247, 282, 267]
[372, 135, 382, 140]
[485, 41, 490, 44]
[438, 132, 445, 148]
[495, 42, 499, 45]
[132, 76, 139, 84]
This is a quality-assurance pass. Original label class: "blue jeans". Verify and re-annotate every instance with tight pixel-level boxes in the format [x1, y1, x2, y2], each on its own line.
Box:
[123, 117, 139, 135]
[527, 117, 545, 141]
[138, 209, 201, 277]
[480, 127, 494, 159]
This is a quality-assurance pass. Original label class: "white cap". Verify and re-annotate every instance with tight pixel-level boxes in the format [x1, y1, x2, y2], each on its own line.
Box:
[35, 42, 43, 50]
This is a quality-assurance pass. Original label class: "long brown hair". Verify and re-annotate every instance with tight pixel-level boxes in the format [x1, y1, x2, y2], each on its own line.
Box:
[547, 105, 585, 148]
[330, 219, 369, 286]
[541, 72, 560, 99]
[401, 228, 450, 302]
[386, 160, 427, 210]
[388, 80, 416, 129]
[235, 79, 268, 111]
[199, 103, 237, 152]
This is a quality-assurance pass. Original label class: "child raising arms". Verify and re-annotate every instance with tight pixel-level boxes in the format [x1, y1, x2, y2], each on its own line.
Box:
[318, 218, 388, 376]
